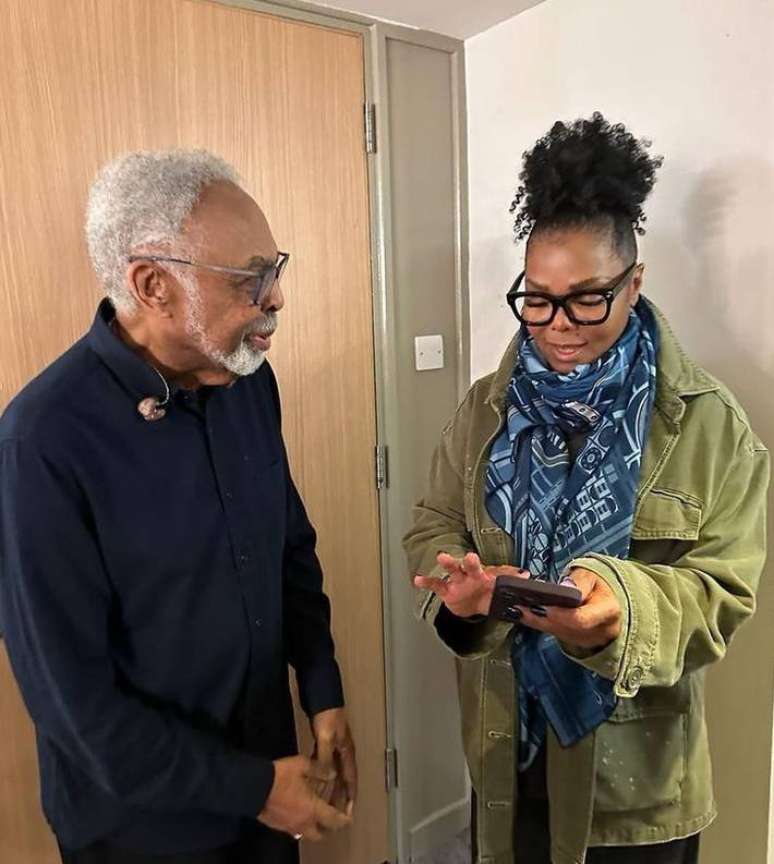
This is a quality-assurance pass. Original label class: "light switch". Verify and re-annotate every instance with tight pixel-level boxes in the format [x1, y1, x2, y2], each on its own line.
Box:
[415, 334, 444, 371]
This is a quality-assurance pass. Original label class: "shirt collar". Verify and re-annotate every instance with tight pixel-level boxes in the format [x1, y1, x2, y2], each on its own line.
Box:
[87, 299, 170, 405]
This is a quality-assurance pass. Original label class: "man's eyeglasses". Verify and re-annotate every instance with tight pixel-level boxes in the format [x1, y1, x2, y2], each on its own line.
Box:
[127, 252, 290, 306]
[506, 261, 638, 326]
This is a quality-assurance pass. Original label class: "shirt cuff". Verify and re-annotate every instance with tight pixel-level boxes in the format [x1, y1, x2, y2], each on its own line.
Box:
[430, 600, 512, 659]
[217, 751, 276, 819]
[296, 660, 345, 717]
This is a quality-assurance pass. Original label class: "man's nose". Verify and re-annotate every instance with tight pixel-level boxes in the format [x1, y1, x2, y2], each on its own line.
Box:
[262, 278, 284, 313]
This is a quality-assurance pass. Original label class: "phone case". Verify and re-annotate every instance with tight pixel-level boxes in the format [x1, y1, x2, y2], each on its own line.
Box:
[489, 574, 582, 622]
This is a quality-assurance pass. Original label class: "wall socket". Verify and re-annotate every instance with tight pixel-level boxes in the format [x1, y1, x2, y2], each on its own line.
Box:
[414, 334, 444, 371]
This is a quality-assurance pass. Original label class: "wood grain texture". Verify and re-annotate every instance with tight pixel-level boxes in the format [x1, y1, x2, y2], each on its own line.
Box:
[0, 2, 387, 861]
[0, 646, 59, 863]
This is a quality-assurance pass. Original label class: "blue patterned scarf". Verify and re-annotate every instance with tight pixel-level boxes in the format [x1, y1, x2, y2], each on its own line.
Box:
[485, 300, 658, 768]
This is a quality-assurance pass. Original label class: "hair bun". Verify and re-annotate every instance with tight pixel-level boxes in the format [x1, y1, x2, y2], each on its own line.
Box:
[510, 112, 663, 241]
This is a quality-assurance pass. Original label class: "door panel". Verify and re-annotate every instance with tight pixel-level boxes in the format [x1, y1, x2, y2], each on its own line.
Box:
[382, 36, 470, 863]
[0, 2, 387, 862]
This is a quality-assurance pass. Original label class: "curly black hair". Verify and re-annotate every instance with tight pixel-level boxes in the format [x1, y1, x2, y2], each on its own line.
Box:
[510, 112, 663, 259]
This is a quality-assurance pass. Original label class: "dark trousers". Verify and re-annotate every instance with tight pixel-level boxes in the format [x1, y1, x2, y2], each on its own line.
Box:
[57, 822, 299, 864]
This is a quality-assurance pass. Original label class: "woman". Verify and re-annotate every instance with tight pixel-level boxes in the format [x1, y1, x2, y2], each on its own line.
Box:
[404, 114, 768, 864]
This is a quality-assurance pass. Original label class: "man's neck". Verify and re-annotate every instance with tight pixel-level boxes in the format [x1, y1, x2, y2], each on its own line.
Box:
[112, 312, 234, 390]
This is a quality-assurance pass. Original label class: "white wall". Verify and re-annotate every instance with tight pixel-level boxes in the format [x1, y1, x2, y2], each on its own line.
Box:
[314, 0, 545, 39]
[465, 1, 774, 862]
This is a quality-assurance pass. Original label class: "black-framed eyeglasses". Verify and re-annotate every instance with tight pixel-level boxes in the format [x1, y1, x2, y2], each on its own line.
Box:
[506, 260, 638, 326]
[127, 252, 290, 306]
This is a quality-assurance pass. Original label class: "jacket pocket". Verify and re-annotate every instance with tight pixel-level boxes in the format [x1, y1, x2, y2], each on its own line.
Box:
[594, 686, 689, 813]
[632, 487, 702, 541]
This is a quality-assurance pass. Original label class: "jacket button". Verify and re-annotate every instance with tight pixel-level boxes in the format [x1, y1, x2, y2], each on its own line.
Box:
[487, 730, 512, 740]
[628, 666, 644, 689]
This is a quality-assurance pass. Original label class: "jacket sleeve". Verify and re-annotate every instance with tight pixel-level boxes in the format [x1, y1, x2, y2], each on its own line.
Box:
[565, 429, 769, 698]
[0, 438, 275, 819]
[403, 383, 512, 659]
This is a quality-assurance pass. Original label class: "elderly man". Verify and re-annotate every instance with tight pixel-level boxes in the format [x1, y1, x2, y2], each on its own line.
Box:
[0, 150, 355, 864]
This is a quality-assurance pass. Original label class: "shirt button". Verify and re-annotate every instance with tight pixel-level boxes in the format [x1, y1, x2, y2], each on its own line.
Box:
[628, 666, 644, 689]
[239, 554, 249, 566]
[255, 618, 262, 628]
[225, 491, 233, 500]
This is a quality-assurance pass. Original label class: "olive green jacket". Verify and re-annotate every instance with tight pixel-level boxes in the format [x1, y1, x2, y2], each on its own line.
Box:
[403, 302, 769, 864]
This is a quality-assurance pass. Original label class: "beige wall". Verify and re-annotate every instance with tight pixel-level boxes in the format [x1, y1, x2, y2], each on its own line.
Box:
[465, 0, 774, 861]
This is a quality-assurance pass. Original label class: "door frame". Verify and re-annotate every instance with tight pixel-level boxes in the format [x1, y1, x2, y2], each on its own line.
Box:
[199, 3, 470, 861]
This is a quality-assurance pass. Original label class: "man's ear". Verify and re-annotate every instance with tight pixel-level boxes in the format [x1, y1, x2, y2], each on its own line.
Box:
[126, 261, 173, 316]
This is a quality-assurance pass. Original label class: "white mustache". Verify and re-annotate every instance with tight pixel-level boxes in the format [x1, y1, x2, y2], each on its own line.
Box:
[248, 312, 278, 339]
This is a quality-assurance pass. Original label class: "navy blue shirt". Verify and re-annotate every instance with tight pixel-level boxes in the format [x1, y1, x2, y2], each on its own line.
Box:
[0, 301, 344, 854]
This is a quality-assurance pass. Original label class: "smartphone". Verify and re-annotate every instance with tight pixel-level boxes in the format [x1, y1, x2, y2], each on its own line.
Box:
[488, 574, 582, 622]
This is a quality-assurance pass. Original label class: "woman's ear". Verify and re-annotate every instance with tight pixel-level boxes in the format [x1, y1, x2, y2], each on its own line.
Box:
[629, 263, 645, 306]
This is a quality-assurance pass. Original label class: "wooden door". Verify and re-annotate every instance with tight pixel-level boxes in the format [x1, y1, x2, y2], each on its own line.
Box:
[0, 2, 388, 862]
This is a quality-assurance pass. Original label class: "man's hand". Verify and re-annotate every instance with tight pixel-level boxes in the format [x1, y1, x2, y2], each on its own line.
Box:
[414, 552, 522, 619]
[311, 708, 357, 816]
[257, 755, 351, 841]
[517, 567, 622, 650]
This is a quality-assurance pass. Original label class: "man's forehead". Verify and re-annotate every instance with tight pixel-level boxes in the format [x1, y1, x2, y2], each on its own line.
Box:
[187, 181, 262, 223]
[184, 185, 277, 260]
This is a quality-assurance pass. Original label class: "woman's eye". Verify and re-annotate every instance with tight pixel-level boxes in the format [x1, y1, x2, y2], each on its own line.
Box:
[573, 295, 605, 307]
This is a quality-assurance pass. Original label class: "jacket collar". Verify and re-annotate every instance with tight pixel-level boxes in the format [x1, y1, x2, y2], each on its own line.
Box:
[485, 297, 718, 425]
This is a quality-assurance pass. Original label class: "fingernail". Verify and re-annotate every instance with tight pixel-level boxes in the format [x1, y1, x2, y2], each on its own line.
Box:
[560, 574, 577, 587]
[530, 605, 548, 617]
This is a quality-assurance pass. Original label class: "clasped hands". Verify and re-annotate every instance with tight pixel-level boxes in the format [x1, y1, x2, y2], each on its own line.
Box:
[258, 707, 357, 842]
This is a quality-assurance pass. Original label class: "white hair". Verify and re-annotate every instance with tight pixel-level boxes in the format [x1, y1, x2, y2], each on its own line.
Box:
[85, 149, 239, 312]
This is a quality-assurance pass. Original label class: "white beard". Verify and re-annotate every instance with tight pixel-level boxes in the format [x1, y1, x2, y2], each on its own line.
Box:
[182, 276, 275, 377]
[202, 334, 267, 377]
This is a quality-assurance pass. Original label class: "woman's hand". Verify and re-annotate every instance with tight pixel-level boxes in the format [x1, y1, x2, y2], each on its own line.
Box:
[413, 552, 525, 619]
[517, 567, 622, 650]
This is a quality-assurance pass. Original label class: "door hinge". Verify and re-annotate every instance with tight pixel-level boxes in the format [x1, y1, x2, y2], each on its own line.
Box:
[385, 747, 398, 791]
[375, 445, 388, 490]
[364, 102, 377, 154]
